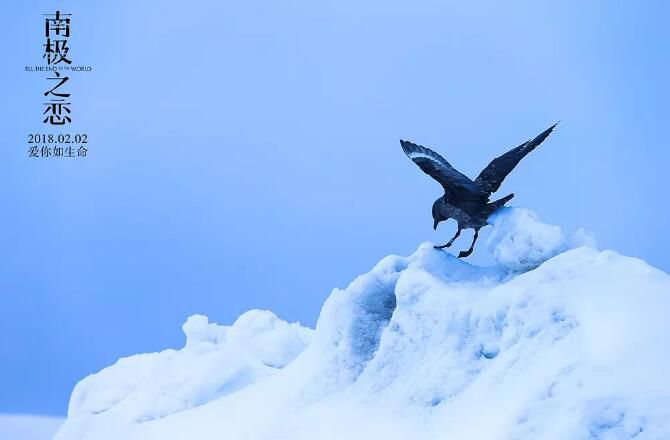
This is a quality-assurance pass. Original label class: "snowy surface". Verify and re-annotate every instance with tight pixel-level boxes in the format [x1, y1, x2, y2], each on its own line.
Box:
[56, 208, 670, 440]
[63, 310, 311, 426]
[0, 414, 63, 440]
[486, 207, 595, 271]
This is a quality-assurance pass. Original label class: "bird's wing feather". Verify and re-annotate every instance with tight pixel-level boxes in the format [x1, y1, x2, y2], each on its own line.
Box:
[474, 122, 558, 195]
[400, 139, 487, 201]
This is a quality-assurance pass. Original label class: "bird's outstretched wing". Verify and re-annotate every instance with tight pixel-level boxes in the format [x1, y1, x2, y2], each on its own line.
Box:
[400, 139, 486, 201]
[474, 123, 558, 195]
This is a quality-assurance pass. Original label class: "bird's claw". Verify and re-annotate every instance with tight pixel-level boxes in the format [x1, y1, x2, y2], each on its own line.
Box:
[458, 250, 473, 258]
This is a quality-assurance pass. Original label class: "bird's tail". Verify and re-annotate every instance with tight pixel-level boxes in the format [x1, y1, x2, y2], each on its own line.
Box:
[486, 193, 514, 214]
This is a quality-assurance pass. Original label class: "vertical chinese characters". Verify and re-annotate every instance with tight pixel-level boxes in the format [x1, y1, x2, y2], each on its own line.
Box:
[43, 11, 72, 125]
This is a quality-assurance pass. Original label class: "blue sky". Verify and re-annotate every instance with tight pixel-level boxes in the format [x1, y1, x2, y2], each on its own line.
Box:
[1, 0, 668, 416]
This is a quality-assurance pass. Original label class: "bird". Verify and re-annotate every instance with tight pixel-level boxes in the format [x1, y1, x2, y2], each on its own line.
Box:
[400, 123, 558, 258]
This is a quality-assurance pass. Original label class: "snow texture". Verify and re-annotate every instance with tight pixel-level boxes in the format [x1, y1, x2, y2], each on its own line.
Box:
[486, 207, 596, 271]
[56, 208, 670, 440]
[63, 310, 311, 427]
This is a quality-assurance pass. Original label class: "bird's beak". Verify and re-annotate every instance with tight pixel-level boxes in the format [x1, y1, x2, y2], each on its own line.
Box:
[433, 221, 438, 230]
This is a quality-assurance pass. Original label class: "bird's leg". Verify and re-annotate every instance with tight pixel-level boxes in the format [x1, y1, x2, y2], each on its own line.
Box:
[458, 229, 479, 258]
[434, 228, 461, 249]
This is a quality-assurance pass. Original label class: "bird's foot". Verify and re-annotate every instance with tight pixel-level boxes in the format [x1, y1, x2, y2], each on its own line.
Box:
[434, 243, 452, 250]
[458, 249, 473, 258]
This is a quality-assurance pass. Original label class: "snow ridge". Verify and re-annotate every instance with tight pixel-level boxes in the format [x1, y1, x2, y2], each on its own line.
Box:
[56, 208, 670, 440]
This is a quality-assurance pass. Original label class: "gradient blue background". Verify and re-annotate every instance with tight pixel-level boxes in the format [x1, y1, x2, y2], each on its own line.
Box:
[2, 0, 668, 417]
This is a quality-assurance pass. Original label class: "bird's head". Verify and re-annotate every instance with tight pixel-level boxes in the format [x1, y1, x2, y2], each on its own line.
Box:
[432, 201, 448, 230]
[433, 216, 448, 230]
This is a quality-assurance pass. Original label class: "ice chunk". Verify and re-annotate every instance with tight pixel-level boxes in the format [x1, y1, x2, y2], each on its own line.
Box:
[486, 207, 596, 271]
[61, 311, 312, 430]
[57, 209, 670, 440]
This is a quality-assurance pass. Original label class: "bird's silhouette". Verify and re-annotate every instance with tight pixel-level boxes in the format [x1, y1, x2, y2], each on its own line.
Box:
[401, 123, 557, 258]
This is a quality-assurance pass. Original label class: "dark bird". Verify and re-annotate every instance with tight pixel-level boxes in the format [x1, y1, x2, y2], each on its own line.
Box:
[401, 123, 557, 258]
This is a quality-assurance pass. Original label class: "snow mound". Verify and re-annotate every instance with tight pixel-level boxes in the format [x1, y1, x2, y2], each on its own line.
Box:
[61, 310, 311, 434]
[56, 209, 670, 440]
[487, 207, 596, 271]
